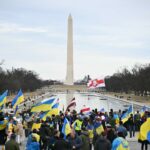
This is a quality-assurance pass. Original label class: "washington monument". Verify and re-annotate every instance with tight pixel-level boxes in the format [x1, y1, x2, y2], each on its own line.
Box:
[65, 14, 74, 85]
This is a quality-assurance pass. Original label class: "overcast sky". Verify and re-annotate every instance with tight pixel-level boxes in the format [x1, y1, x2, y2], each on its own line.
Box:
[0, 0, 150, 80]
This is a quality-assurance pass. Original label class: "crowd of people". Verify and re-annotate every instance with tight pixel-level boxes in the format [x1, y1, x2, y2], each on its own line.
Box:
[0, 103, 150, 150]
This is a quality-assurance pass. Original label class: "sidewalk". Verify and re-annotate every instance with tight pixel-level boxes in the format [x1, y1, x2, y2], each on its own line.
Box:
[126, 131, 139, 142]
[127, 132, 142, 150]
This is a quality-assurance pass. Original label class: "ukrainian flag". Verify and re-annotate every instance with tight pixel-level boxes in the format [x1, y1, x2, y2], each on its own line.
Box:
[0, 90, 8, 107]
[114, 114, 119, 125]
[31, 122, 41, 131]
[31, 98, 55, 112]
[94, 122, 104, 135]
[12, 89, 24, 108]
[49, 102, 59, 115]
[41, 101, 59, 121]
[112, 137, 129, 150]
[62, 118, 71, 138]
[121, 105, 133, 123]
[138, 118, 150, 142]
[39, 111, 48, 120]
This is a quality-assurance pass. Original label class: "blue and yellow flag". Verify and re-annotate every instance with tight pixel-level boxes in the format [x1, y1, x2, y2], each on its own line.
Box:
[50, 101, 59, 115]
[31, 98, 55, 112]
[12, 89, 24, 108]
[138, 118, 150, 142]
[62, 118, 71, 137]
[114, 114, 120, 125]
[41, 101, 59, 120]
[121, 105, 133, 123]
[94, 122, 104, 135]
[112, 137, 129, 150]
[31, 123, 41, 131]
[0, 90, 8, 107]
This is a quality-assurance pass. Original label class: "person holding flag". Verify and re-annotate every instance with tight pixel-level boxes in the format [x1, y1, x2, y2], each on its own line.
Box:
[121, 105, 133, 124]
[61, 117, 71, 138]
[138, 114, 150, 150]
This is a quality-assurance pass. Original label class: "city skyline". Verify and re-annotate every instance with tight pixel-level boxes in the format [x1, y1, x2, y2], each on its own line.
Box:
[0, 0, 150, 80]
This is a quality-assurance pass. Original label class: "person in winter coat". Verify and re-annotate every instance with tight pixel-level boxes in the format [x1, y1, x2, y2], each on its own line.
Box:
[5, 134, 20, 150]
[80, 128, 90, 150]
[26, 135, 40, 150]
[39, 121, 51, 149]
[127, 114, 135, 138]
[116, 121, 127, 139]
[67, 130, 83, 150]
[106, 124, 117, 144]
[94, 131, 111, 150]
[53, 132, 71, 150]
[26, 129, 40, 149]
[112, 132, 129, 150]
[16, 120, 24, 145]
[0, 112, 7, 150]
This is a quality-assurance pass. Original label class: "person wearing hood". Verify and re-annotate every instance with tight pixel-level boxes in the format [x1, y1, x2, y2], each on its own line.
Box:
[26, 135, 40, 150]
[26, 129, 40, 149]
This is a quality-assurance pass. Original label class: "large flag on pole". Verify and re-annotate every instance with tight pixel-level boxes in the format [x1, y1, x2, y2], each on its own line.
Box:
[41, 99, 60, 120]
[87, 78, 105, 89]
[65, 97, 76, 112]
[94, 121, 104, 135]
[12, 89, 24, 108]
[80, 105, 90, 115]
[62, 118, 71, 138]
[0, 90, 8, 107]
[31, 98, 55, 112]
[121, 105, 133, 123]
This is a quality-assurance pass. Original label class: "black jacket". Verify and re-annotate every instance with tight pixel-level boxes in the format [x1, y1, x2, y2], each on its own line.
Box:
[53, 138, 71, 150]
[94, 136, 111, 150]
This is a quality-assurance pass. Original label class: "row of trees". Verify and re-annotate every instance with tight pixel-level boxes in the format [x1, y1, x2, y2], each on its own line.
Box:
[0, 67, 55, 93]
[105, 64, 150, 96]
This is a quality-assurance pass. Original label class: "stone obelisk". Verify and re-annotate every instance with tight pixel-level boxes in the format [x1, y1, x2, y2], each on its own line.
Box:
[65, 14, 74, 85]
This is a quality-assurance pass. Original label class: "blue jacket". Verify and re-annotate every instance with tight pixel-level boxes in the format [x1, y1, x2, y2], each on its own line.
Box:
[26, 142, 40, 150]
